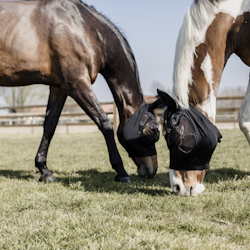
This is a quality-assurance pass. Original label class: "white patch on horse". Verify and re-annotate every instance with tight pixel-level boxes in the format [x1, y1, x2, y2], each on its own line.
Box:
[169, 169, 205, 196]
[219, 0, 250, 19]
[199, 53, 216, 121]
[169, 169, 188, 196]
[173, 0, 250, 109]
[191, 182, 205, 197]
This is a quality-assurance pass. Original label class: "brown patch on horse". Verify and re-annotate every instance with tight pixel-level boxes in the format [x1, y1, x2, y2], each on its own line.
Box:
[175, 169, 206, 188]
[188, 11, 250, 123]
[188, 13, 235, 122]
[230, 13, 250, 67]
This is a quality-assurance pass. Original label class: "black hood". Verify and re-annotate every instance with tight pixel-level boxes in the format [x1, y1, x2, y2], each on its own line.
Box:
[158, 89, 222, 170]
[118, 101, 159, 158]
[166, 104, 222, 170]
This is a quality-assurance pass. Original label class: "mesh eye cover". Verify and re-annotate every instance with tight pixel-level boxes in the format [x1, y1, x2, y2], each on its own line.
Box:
[164, 104, 222, 170]
[139, 112, 160, 144]
[117, 101, 158, 158]
[139, 112, 158, 134]
[166, 115, 196, 156]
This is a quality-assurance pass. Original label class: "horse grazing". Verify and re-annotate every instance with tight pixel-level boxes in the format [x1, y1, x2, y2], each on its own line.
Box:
[158, 0, 250, 196]
[0, 0, 160, 183]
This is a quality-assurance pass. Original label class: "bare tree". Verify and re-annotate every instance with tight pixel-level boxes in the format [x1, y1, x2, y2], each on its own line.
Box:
[0, 85, 49, 112]
[217, 86, 247, 108]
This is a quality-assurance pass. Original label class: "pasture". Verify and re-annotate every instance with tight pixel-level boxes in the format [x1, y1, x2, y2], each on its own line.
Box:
[0, 129, 250, 249]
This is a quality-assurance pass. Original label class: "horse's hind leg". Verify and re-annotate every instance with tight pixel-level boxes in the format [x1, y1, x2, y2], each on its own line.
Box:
[35, 86, 67, 182]
[63, 76, 130, 183]
[238, 74, 250, 144]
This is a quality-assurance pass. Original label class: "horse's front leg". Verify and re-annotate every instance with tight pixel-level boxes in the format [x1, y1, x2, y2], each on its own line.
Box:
[63, 76, 130, 183]
[238, 75, 250, 144]
[35, 86, 67, 182]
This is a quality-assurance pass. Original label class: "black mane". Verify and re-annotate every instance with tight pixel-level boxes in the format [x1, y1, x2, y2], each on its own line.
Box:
[195, 0, 221, 4]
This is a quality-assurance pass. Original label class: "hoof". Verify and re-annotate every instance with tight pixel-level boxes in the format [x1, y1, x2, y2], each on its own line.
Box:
[39, 174, 55, 183]
[115, 176, 131, 183]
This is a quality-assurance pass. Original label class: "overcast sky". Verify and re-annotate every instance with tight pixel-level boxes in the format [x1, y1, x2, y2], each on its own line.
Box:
[2, 0, 250, 102]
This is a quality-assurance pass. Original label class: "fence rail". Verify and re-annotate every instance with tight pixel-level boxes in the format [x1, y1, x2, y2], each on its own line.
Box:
[0, 102, 114, 110]
[216, 96, 244, 101]
[0, 96, 245, 131]
[0, 101, 118, 133]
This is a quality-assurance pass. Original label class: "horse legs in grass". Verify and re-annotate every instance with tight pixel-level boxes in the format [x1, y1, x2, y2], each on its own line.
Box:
[238, 75, 250, 144]
[64, 77, 130, 183]
[35, 86, 67, 182]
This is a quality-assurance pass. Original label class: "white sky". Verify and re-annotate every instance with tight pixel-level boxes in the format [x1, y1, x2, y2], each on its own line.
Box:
[2, 0, 250, 102]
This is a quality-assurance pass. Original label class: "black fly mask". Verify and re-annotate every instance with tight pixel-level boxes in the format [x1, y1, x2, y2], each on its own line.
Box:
[157, 89, 222, 170]
[118, 101, 160, 158]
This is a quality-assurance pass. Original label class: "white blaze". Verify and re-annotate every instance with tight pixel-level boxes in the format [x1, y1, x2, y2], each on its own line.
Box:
[199, 53, 216, 121]
[169, 169, 205, 197]
[169, 169, 187, 196]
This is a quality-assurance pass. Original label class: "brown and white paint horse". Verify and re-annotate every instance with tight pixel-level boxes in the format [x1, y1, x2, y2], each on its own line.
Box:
[167, 0, 250, 196]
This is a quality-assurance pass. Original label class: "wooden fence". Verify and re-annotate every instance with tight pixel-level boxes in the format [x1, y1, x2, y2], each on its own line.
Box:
[0, 101, 119, 134]
[215, 96, 244, 124]
[0, 96, 245, 133]
[0, 102, 114, 127]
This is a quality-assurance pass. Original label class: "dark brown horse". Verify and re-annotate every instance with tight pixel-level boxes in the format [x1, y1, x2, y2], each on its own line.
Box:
[157, 0, 250, 196]
[0, 0, 160, 183]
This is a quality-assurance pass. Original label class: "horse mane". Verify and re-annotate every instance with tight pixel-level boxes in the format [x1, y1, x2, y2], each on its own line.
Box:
[77, 1, 139, 82]
[195, 0, 222, 4]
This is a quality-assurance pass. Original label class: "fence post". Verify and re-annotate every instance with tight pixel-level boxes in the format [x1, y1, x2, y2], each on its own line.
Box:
[113, 102, 119, 135]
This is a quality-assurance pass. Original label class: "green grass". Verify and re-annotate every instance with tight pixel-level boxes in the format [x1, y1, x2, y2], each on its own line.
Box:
[0, 129, 250, 249]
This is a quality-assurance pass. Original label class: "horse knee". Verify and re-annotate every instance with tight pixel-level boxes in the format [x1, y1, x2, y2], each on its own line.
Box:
[238, 115, 250, 144]
[100, 120, 114, 136]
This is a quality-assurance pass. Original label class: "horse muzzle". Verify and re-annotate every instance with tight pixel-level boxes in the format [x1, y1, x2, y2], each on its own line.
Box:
[169, 169, 206, 196]
[133, 155, 158, 179]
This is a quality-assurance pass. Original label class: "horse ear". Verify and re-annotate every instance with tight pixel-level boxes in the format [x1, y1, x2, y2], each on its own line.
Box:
[148, 98, 162, 112]
[157, 89, 178, 113]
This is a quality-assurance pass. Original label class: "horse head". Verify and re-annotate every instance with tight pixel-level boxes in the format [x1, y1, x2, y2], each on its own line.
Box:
[118, 101, 160, 179]
[158, 89, 221, 196]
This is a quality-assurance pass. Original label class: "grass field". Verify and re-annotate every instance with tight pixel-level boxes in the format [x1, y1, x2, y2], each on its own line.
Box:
[0, 129, 250, 249]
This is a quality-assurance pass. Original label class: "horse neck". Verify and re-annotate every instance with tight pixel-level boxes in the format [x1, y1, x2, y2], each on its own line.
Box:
[79, 3, 143, 129]
[100, 33, 143, 129]
[229, 12, 250, 68]
[188, 13, 238, 123]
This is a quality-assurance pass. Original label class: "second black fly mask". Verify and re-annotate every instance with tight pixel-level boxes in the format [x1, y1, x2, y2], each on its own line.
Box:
[158, 89, 222, 170]
[118, 101, 160, 158]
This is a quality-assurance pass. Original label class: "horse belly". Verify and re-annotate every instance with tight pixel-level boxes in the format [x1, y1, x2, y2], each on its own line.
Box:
[0, 4, 51, 86]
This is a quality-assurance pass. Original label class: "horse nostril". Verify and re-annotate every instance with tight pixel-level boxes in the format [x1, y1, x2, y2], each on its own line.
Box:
[174, 185, 180, 193]
[190, 186, 193, 194]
